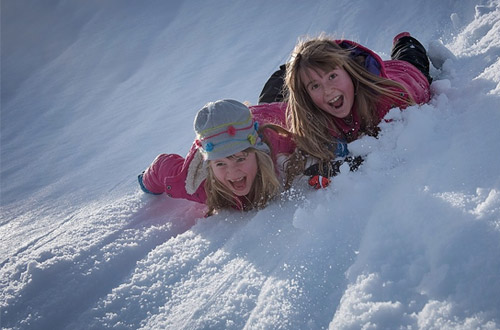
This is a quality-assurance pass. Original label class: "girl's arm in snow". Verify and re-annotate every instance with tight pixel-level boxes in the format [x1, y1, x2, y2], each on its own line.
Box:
[138, 146, 208, 205]
[139, 154, 185, 195]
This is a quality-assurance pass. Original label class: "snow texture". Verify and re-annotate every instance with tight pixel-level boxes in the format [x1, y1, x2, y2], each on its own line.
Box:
[1, 0, 500, 329]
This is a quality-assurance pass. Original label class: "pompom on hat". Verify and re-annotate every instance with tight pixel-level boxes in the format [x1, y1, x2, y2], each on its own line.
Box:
[185, 100, 270, 195]
[194, 99, 269, 160]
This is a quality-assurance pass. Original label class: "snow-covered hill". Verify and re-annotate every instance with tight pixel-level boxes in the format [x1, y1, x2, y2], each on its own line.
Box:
[1, 0, 499, 329]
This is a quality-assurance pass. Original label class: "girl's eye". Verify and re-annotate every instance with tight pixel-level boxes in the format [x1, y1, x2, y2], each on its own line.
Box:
[329, 73, 337, 80]
[310, 83, 319, 91]
[236, 157, 246, 162]
[215, 162, 226, 167]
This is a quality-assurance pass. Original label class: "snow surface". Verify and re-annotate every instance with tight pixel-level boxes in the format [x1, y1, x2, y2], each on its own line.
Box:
[1, 0, 500, 329]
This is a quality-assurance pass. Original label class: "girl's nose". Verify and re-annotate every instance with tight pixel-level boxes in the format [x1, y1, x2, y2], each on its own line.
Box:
[226, 163, 239, 174]
[324, 84, 335, 97]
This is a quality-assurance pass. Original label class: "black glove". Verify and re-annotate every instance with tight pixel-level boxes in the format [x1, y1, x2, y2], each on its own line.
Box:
[346, 155, 364, 172]
[304, 156, 364, 178]
[304, 159, 343, 177]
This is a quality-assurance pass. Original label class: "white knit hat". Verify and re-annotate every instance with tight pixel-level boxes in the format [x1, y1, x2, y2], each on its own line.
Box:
[194, 99, 269, 160]
[185, 99, 269, 195]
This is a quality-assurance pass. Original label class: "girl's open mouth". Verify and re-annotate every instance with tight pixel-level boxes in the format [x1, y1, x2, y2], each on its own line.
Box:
[329, 95, 344, 109]
[229, 176, 247, 191]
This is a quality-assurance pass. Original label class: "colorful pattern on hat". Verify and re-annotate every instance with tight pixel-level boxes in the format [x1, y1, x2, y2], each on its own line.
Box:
[194, 100, 269, 160]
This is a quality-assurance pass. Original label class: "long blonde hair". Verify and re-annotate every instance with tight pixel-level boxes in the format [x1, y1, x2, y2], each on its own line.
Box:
[286, 35, 414, 162]
[204, 147, 280, 216]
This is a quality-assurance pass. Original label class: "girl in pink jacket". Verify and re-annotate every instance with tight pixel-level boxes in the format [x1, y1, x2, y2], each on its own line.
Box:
[263, 33, 432, 186]
[139, 99, 295, 216]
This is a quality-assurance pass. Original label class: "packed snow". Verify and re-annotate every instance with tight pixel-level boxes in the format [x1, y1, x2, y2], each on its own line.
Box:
[1, 0, 500, 329]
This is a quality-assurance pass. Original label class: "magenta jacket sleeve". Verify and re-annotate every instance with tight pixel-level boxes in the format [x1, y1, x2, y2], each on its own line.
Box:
[141, 143, 208, 204]
[142, 154, 184, 194]
[385, 60, 431, 104]
[250, 102, 288, 127]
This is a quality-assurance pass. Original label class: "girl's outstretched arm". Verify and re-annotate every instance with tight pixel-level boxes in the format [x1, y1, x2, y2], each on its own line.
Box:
[138, 143, 208, 205]
[139, 153, 185, 195]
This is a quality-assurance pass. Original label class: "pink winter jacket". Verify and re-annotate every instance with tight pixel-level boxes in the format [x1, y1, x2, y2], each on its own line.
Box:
[141, 102, 295, 205]
[330, 40, 431, 141]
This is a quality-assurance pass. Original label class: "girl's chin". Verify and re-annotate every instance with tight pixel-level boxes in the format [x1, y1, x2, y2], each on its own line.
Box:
[326, 107, 350, 119]
[232, 190, 248, 197]
[230, 187, 251, 196]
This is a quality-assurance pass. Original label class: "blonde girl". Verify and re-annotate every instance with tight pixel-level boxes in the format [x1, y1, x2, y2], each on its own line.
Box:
[139, 100, 295, 216]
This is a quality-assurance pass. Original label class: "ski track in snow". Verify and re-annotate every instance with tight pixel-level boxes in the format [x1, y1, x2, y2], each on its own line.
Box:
[1, 0, 500, 329]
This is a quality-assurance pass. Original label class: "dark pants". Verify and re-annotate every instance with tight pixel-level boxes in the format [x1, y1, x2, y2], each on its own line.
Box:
[258, 64, 287, 104]
[391, 36, 432, 84]
[258, 37, 433, 104]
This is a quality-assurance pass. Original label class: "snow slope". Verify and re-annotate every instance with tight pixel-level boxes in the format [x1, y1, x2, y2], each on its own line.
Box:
[1, 0, 500, 329]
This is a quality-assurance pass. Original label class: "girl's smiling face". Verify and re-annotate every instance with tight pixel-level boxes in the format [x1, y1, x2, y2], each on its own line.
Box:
[300, 66, 355, 119]
[209, 151, 258, 196]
